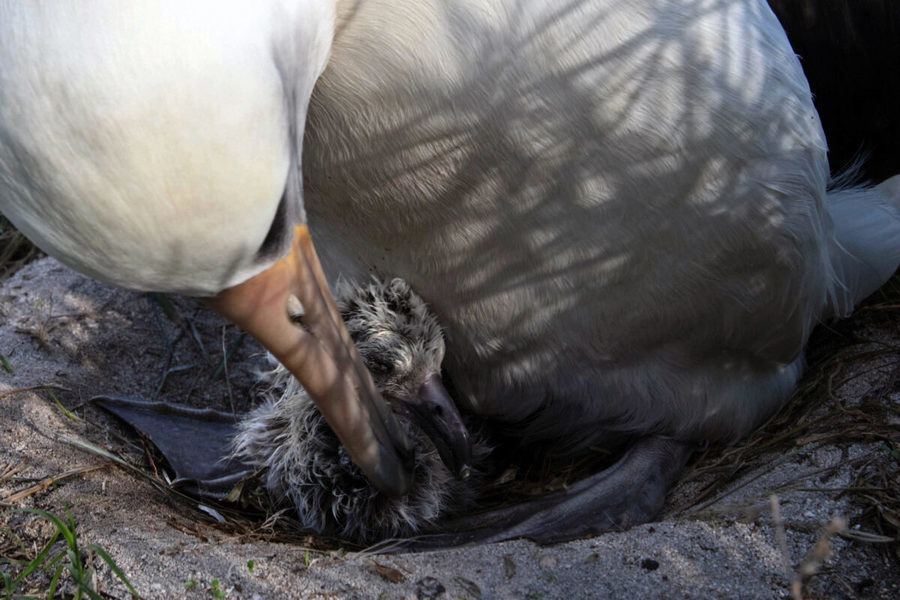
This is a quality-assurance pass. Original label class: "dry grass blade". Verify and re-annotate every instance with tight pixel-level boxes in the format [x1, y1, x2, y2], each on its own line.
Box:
[0, 385, 72, 400]
[0, 460, 25, 481]
[838, 529, 894, 543]
[0, 464, 110, 505]
[770, 495, 792, 581]
[791, 516, 848, 600]
[0, 214, 41, 282]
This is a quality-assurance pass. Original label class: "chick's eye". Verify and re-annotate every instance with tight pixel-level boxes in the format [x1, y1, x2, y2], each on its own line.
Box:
[367, 355, 395, 378]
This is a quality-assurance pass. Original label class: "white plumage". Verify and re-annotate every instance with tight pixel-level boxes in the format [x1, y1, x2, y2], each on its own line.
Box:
[0, 0, 415, 497]
[0, 2, 332, 294]
[303, 0, 900, 448]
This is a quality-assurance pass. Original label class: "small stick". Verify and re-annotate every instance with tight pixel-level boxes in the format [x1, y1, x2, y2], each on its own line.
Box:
[791, 516, 847, 600]
[770, 494, 793, 590]
[0, 463, 110, 504]
[0, 385, 72, 400]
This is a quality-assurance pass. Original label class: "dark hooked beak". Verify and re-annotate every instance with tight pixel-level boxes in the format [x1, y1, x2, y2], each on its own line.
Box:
[209, 225, 413, 495]
[395, 373, 473, 479]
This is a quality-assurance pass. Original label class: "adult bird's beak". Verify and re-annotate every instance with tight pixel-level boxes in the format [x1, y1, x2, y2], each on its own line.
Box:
[393, 373, 473, 480]
[208, 225, 413, 495]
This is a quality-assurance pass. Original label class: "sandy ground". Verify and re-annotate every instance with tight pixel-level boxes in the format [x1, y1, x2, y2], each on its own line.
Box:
[1, 257, 897, 599]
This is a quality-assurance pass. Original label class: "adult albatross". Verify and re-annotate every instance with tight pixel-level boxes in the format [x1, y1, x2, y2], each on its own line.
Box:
[1, 0, 899, 543]
[0, 2, 472, 497]
[300, 0, 900, 542]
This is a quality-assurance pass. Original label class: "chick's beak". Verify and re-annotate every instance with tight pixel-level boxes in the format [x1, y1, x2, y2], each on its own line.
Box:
[396, 373, 473, 480]
[208, 225, 413, 495]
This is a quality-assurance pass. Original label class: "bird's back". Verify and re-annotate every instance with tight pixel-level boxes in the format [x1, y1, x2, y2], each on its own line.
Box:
[304, 0, 886, 447]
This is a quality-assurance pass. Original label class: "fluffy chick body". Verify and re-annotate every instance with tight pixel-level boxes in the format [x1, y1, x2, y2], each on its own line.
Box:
[233, 278, 490, 542]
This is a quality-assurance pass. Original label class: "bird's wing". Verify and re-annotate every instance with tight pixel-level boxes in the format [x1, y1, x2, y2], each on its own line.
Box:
[93, 395, 252, 499]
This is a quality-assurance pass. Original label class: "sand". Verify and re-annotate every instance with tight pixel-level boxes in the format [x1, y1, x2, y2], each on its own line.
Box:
[1, 257, 897, 599]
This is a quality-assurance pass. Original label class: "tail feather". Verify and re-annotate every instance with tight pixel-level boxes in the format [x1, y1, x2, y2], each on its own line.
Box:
[825, 174, 900, 318]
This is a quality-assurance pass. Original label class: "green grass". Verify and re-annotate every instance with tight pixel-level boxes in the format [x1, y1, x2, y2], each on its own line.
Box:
[1, 507, 139, 600]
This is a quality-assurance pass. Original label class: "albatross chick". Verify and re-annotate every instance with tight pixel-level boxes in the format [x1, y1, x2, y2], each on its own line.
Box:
[233, 278, 491, 542]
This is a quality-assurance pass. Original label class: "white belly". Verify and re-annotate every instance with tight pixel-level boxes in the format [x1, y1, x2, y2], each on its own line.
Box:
[0, 1, 333, 295]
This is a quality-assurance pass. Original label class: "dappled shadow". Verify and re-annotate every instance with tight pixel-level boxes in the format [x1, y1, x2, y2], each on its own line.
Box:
[0, 261, 265, 415]
[303, 0, 834, 451]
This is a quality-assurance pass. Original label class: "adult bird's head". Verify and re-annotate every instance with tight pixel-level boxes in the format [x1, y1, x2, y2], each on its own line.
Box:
[209, 227, 417, 495]
[0, 3, 423, 494]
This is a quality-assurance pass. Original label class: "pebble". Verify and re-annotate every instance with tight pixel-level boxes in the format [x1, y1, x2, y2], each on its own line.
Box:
[538, 554, 558, 569]
[416, 576, 446, 599]
[640, 559, 660, 571]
